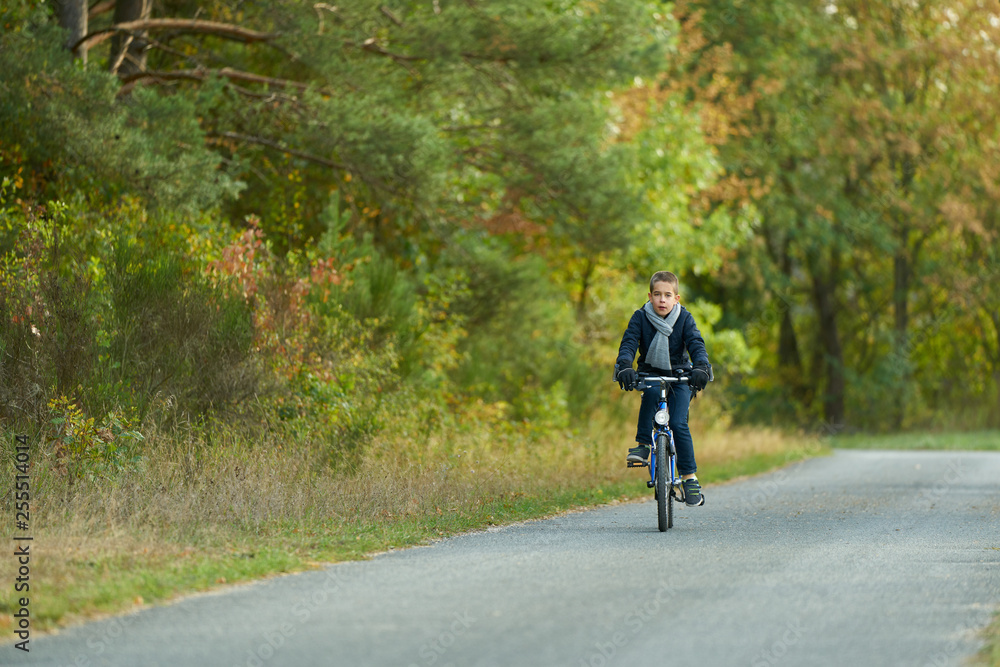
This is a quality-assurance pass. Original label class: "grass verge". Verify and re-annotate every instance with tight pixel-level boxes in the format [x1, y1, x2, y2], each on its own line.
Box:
[0, 412, 822, 637]
[974, 613, 1000, 666]
[829, 430, 1000, 451]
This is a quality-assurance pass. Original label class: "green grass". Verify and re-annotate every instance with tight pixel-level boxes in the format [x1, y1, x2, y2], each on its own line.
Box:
[6, 418, 994, 646]
[1, 425, 823, 635]
[974, 611, 1000, 667]
[6, 480, 656, 633]
[701, 447, 829, 483]
[829, 430, 1000, 451]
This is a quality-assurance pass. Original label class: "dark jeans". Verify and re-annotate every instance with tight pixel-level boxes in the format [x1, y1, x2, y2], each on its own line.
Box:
[635, 383, 696, 476]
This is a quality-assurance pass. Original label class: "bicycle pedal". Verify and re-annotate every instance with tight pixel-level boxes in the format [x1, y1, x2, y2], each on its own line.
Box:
[626, 461, 649, 468]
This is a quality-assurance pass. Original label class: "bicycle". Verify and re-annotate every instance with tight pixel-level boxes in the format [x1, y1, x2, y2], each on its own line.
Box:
[626, 372, 702, 531]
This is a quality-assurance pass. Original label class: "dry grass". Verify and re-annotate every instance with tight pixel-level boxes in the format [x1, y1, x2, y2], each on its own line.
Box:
[696, 424, 824, 469]
[24, 397, 809, 539]
[0, 398, 821, 632]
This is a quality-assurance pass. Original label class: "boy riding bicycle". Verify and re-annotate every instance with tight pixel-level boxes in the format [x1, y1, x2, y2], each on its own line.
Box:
[615, 271, 712, 506]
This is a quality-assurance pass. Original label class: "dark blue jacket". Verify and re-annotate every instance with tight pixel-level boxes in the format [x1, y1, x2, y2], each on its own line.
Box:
[616, 304, 709, 374]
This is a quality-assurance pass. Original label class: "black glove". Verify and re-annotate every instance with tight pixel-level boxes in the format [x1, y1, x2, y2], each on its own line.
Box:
[617, 368, 638, 391]
[689, 365, 711, 392]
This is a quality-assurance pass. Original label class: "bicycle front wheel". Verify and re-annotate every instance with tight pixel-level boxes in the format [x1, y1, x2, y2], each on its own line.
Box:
[656, 434, 671, 531]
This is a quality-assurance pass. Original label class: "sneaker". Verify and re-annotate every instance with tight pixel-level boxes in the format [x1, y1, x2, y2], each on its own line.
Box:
[626, 445, 650, 463]
[682, 478, 705, 506]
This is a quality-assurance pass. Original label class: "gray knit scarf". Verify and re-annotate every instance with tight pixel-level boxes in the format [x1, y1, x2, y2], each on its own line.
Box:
[643, 301, 681, 371]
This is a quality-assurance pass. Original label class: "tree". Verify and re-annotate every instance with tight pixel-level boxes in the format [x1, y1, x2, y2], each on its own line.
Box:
[108, 0, 151, 77]
[667, 0, 855, 426]
[51, 0, 87, 62]
[820, 0, 1000, 427]
[35, 0, 672, 263]
[0, 12, 244, 214]
[672, 0, 1000, 429]
[2, 1, 700, 424]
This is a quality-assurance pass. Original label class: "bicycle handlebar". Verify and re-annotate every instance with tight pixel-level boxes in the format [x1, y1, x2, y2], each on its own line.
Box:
[636, 374, 689, 389]
[614, 364, 708, 388]
[637, 374, 689, 382]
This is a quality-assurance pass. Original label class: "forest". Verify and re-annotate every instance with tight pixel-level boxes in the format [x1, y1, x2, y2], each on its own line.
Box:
[1, 0, 999, 627]
[4, 0, 998, 435]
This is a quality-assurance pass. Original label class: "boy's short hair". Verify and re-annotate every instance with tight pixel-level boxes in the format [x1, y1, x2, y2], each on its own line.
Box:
[649, 271, 679, 293]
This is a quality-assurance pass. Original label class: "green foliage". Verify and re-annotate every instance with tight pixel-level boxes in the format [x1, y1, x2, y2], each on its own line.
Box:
[0, 0, 709, 453]
[0, 196, 97, 419]
[499, 94, 644, 255]
[433, 232, 585, 422]
[627, 92, 735, 275]
[104, 235, 257, 416]
[46, 395, 145, 481]
[109, 0, 677, 262]
[335, 252, 418, 350]
[678, 0, 1000, 429]
[0, 13, 242, 213]
[0, 0, 42, 30]
[0, 193, 257, 422]
[4, 0, 996, 458]
[685, 300, 757, 378]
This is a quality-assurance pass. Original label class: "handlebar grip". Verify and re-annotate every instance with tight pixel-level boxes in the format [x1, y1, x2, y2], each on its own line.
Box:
[635, 374, 689, 390]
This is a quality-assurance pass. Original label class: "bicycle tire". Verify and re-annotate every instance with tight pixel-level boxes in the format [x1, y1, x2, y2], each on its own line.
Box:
[656, 434, 670, 531]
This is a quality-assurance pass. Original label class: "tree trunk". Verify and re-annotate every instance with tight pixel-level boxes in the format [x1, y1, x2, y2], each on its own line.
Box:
[893, 252, 910, 338]
[776, 241, 803, 376]
[779, 308, 802, 371]
[110, 0, 152, 78]
[53, 0, 88, 63]
[760, 197, 807, 400]
[810, 256, 846, 429]
[890, 153, 916, 429]
[576, 258, 594, 320]
[890, 250, 911, 429]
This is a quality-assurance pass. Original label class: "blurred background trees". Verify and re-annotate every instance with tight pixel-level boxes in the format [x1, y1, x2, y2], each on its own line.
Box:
[1, 0, 998, 459]
[672, 0, 1000, 430]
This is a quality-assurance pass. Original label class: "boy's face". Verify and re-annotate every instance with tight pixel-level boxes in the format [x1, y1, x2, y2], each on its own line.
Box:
[648, 280, 679, 316]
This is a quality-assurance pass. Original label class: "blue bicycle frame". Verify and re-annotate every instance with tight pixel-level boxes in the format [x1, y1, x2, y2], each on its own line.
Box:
[649, 420, 677, 492]
[638, 375, 682, 495]
[630, 373, 690, 530]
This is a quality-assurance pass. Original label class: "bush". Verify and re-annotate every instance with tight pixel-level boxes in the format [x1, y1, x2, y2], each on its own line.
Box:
[46, 395, 144, 481]
[0, 199, 97, 422]
[434, 233, 585, 424]
[104, 236, 257, 416]
[0, 193, 257, 423]
[0, 13, 243, 213]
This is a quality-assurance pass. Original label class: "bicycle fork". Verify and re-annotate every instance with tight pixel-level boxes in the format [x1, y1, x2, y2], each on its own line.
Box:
[648, 420, 685, 502]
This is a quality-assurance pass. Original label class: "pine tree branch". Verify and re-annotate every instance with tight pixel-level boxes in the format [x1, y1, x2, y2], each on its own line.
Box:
[140, 33, 201, 65]
[345, 38, 421, 62]
[108, 34, 135, 76]
[208, 132, 348, 171]
[340, 38, 421, 77]
[380, 5, 403, 27]
[73, 18, 278, 53]
[208, 133, 404, 196]
[120, 78, 302, 105]
[120, 67, 313, 92]
[88, 0, 115, 19]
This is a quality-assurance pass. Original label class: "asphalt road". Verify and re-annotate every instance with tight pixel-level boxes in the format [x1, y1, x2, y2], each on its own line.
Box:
[4, 449, 999, 667]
